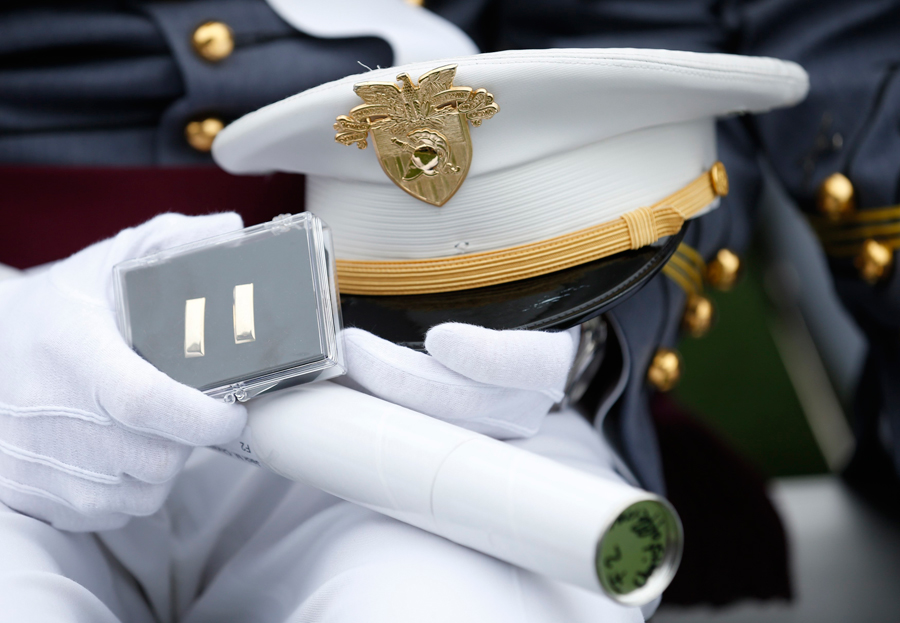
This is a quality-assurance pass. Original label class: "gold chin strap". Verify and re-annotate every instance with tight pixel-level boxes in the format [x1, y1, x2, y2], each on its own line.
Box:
[336, 162, 728, 295]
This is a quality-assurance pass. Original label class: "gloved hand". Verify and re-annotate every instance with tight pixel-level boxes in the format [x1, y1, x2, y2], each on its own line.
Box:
[341, 323, 579, 439]
[0, 213, 248, 532]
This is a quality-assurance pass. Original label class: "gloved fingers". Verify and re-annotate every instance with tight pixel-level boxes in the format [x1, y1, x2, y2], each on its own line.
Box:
[88, 330, 248, 446]
[0, 488, 132, 532]
[444, 391, 557, 439]
[337, 372, 553, 439]
[110, 212, 245, 261]
[345, 325, 577, 396]
[0, 411, 190, 485]
[83, 477, 174, 518]
[343, 329, 554, 438]
[344, 328, 468, 384]
[118, 434, 192, 485]
[0, 455, 174, 528]
[0, 214, 245, 531]
[23, 280, 248, 447]
[50, 212, 244, 308]
[104, 369, 248, 447]
[424, 323, 578, 399]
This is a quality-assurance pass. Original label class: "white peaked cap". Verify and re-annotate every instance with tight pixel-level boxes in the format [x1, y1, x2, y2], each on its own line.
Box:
[214, 48, 807, 266]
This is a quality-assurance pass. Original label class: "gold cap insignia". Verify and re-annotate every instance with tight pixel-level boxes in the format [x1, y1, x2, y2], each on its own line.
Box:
[334, 65, 499, 206]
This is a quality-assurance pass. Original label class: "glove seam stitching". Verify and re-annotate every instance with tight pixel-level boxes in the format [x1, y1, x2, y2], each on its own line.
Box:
[0, 402, 111, 425]
[0, 438, 121, 484]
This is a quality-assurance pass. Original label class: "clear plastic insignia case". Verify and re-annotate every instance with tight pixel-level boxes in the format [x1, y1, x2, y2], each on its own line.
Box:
[114, 213, 344, 403]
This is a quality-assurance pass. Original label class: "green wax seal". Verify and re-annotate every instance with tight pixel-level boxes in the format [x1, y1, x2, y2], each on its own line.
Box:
[596, 499, 683, 605]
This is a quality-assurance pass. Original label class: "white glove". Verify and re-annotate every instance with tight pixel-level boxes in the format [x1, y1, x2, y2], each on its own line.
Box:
[0, 213, 248, 532]
[342, 323, 579, 439]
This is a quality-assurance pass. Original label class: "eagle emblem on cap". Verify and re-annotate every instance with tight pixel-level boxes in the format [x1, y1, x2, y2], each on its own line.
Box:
[334, 65, 499, 207]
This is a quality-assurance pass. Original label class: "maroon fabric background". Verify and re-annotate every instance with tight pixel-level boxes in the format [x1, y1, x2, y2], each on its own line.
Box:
[0, 167, 305, 269]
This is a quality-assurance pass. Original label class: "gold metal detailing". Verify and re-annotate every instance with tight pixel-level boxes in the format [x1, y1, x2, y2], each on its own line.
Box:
[808, 201, 900, 258]
[185, 117, 225, 153]
[855, 239, 893, 284]
[405, 0, 425, 5]
[192, 21, 234, 62]
[233, 283, 256, 344]
[334, 64, 499, 206]
[647, 348, 682, 392]
[709, 161, 729, 197]
[706, 248, 741, 291]
[622, 206, 660, 248]
[663, 243, 706, 296]
[184, 297, 206, 358]
[817, 172, 855, 220]
[336, 164, 721, 295]
[663, 243, 715, 337]
[682, 294, 715, 338]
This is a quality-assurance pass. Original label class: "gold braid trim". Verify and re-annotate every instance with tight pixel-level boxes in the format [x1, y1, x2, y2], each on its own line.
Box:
[662, 243, 706, 296]
[809, 204, 900, 257]
[336, 163, 725, 295]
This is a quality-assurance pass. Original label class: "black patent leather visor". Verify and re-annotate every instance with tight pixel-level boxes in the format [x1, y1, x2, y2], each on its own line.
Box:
[341, 228, 685, 349]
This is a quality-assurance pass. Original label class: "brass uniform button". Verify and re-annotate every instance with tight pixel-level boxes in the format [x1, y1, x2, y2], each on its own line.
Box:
[817, 172, 855, 220]
[647, 348, 682, 392]
[185, 117, 225, 153]
[682, 294, 715, 338]
[192, 21, 234, 62]
[855, 238, 893, 284]
[706, 248, 741, 291]
[709, 161, 729, 197]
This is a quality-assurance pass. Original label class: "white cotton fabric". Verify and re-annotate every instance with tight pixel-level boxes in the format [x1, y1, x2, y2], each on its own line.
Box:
[341, 323, 579, 439]
[0, 214, 248, 532]
[0, 410, 651, 623]
[308, 118, 718, 259]
[265, 0, 478, 66]
[0, 264, 17, 283]
[213, 47, 807, 262]
[0, 505, 156, 623]
[213, 48, 808, 184]
[0, 225, 649, 621]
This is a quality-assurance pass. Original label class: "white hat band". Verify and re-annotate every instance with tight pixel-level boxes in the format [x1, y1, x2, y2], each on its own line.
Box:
[309, 117, 717, 261]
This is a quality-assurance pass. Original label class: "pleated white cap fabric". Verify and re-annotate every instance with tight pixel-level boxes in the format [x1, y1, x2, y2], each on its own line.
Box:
[213, 48, 808, 260]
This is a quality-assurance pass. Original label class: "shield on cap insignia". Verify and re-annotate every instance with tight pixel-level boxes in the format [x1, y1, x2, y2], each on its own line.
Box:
[334, 65, 499, 207]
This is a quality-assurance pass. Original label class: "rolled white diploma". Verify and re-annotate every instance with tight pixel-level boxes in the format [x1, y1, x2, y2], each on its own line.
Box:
[247, 382, 682, 605]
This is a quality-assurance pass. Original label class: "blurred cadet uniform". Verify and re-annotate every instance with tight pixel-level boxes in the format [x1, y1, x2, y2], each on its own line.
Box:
[0, 0, 896, 620]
